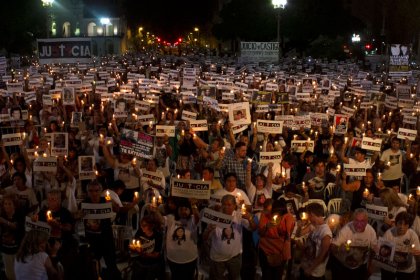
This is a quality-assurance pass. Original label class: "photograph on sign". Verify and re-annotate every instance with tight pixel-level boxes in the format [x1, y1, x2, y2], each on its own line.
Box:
[229, 102, 251, 125]
[78, 156, 96, 180]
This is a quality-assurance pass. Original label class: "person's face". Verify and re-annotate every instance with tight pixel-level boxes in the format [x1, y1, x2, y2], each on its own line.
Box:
[255, 176, 264, 189]
[225, 176, 237, 192]
[330, 154, 338, 164]
[353, 213, 368, 232]
[178, 206, 190, 219]
[396, 221, 409, 236]
[47, 194, 61, 211]
[305, 155, 313, 164]
[211, 140, 220, 151]
[12, 110, 20, 120]
[391, 140, 400, 151]
[355, 151, 365, 162]
[202, 169, 213, 181]
[239, 136, 249, 146]
[308, 212, 318, 224]
[176, 228, 184, 237]
[147, 160, 157, 171]
[87, 185, 101, 202]
[13, 176, 25, 189]
[235, 146, 247, 159]
[120, 154, 131, 164]
[140, 222, 153, 234]
[117, 102, 125, 111]
[234, 112, 242, 120]
[380, 246, 391, 257]
[364, 172, 374, 185]
[15, 161, 25, 172]
[2, 199, 15, 213]
[315, 162, 325, 176]
[183, 172, 191, 179]
[222, 199, 235, 215]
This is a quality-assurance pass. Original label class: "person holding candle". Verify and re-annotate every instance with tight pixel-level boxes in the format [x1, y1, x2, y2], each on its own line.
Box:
[302, 158, 336, 201]
[257, 199, 295, 280]
[130, 215, 165, 280]
[245, 161, 273, 212]
[330, 208, 377, 280]
[211, 173, 251, 208]
[341, 169, 379, 210]
[203, 194, 256, 280]
[0, 194, 25, 280]
[301, 203, 332, 279]
[381, 212, 420, 280]
[164, 197, 200, 280]
[379, 137, 404, 188]
[140, 158, 166, 200]
[82, 180, 121, 280]
[376, 188, 407, 236]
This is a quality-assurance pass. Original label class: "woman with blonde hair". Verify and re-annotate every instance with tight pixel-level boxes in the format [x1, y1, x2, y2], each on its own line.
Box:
[14, 230, 61, 280]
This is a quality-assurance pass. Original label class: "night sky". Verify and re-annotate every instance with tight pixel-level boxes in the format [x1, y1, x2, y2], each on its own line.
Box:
[85, 0, 218, 41]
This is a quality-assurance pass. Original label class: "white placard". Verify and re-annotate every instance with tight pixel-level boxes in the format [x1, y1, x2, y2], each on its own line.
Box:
[171, 178, 211, 200]
[25, 216, 51, 235]
[78, 156, 96, 180]
[81, 203, 113, 219]
[231, 123, 248, 134]
[229, 102, 251, 125]
[256, 120, 283, 134]
[156, 125, 175, 137]
[366, 204, 389, 220]
[181, 110, 197, 121]
[1, 133, 22, 146]
[189, 119, 208, 132]
[33, 157, 58, 172]
[141, 170, 164, 188]
[259, 151, 282, 164]
[201, 208, 233, 228]
[62, 87, 75, 105]
[361, 137, 382, 152]
[291, 140, 315, 153]
[51, 133, 68, 156]
[343, 163, 367, 177]
[397, 128, 417, 141]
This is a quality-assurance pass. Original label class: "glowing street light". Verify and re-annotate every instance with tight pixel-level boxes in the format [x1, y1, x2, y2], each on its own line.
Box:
[272, 0, 287, 64]
[41, 0, 54, 7]
[351, 34, 361, 43]
[100, 18, 111, 25]
[194, 27, 199, 32]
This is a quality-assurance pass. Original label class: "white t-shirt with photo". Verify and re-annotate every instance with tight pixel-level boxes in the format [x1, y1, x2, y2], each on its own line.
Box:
[380, 149, 403, 181]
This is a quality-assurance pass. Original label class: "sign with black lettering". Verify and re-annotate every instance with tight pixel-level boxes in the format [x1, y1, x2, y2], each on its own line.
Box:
[291, 140, 315, 153]
[141, 170, 164, 188]
[25, 216, 51, 235]
[37, 38, 92, 64]
[343, 163, 367, 177]
[171, 178, 211, 200]
[256, 120, 283, 134]
[120, 130, 154, 159]
[361, 137, 382, 152]
[201, 208, 233, 228]
[189, 119, 208, 131]
[1, 133, 22, 146]
[260, 151, 282, 164]
[366, 204, 388, 220]
[78, 156, 96, 180]
[156, 125, 175, 137]
[33, 157, 58, 172]
[397, 128, 417, 141]
[81, 202, 113, 219]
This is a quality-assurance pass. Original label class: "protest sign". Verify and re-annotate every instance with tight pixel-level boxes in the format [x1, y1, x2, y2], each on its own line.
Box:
[189, 119, 208, 132]
[259, 151, 282, 164]
[81, 203, 113, 219]
[397, 128, 417, 141]
[78, 156, 96, 180]
[120, 131, 154, 159]
[1, 133, 22, 146]
[156, 125, 175, 137]
[33, 157, 58, 172]
[343, 163, 367, 177]
[372, 239, 397, 273]
[181, 110, 197, 121]
[366, 204, 388, 220]
[51, 133, 68, 156]
[171, 178, 211, 200]
[256, 120, 283, 134]
[141, 170, 164, 187]
[334, 114, 349, 135]
[291, 140, 314, 153]
[25, 217, 51, 235]
[231, 123, 248, 134]
[201, 208, 233, 228]
[38, 38, 92, 64]
[62, 87, 75, 105]
[361, 137, 382, 152]
[229, 102, 251, 125]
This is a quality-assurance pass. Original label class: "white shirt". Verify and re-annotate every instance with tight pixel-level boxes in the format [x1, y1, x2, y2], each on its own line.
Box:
[211, 188, 251, 207]
[380, 149, 403, 180]
[14, 252, 49, 280]
[303, 223, 332, 277]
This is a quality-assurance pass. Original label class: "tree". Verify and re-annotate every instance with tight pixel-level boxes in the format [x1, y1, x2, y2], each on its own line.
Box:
[0, 0, 46, 55]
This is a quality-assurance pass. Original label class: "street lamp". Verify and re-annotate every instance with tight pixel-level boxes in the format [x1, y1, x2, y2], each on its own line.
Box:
[272, 0, 287, 64]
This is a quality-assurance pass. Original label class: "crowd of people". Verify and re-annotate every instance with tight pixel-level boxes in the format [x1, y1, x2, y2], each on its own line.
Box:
[0, 52, 419, 280]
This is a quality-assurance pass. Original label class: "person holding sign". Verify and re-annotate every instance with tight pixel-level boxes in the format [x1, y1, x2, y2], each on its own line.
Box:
[164, 198, 200, 280]
[376, 188, 407, 236]
[82, 180, 121, 280]
[246, 162, 273, 212]
[203, 194, 256, 280]
[381, 212, 420, 280]
[330, 208, 377, 280]
[379, 138, 404, 188]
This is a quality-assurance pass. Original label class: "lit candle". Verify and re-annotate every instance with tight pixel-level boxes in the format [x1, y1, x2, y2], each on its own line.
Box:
[336, 165, 341, 172]
[136, 240, 141, 249]
[132, 157, 137, 165]
[152, 197, 157, 207]
[300, 212, 308, 220]
[363, 188, 370, 198]
[273, 214, 278, 223]
[158, 195, 162, 204]
[241, 203, 246, 215]
[302, 182, 306, 191]
[181, 129, 185, 136]
[42, 153, 47, 158]
[344, 137, 348, 144]
[46, 210, 53, 221]
[387, 161, 391, 167]
[281, 171, 286, 178]
[105, 191, 111, 201]
[416, 186, 420, 196]
[134, 192, 139, 199]
[345, 240, 352, 251]
[408, 194, 413, 201]
[378, 172, 382, 180]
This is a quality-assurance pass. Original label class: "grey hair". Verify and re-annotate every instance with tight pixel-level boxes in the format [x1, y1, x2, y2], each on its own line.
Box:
[353, 208, 368, 219]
